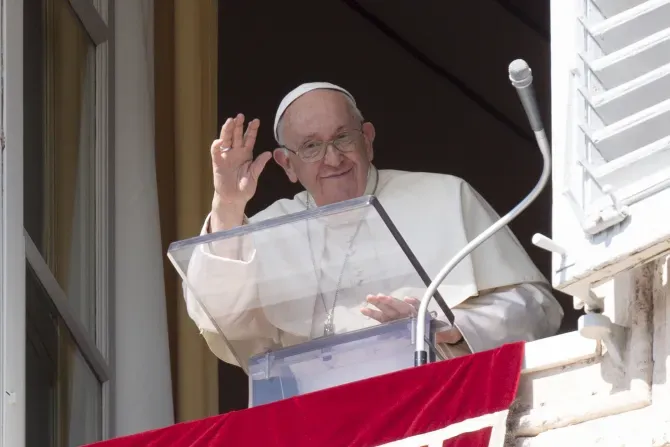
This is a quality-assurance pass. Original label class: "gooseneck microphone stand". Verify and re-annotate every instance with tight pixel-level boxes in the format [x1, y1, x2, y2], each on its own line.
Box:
[414, 59, 552, 366]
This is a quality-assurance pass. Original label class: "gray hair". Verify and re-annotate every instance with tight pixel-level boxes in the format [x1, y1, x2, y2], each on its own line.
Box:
[277, 93, 364, 147]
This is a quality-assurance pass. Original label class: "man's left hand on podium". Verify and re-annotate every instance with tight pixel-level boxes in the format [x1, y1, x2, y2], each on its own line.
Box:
[435, 327, 463, 344]
[361, 294, 419, 322]
[361, 294, 463, 345]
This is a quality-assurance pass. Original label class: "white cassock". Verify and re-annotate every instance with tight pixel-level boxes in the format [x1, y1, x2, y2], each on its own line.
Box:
[182, 166, 564, 370]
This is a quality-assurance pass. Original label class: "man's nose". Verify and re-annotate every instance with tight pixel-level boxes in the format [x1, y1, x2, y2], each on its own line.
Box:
[322, 144, 343, 167]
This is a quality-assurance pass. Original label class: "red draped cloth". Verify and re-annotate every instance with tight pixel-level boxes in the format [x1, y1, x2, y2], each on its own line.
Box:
[87, 342, 523, 447]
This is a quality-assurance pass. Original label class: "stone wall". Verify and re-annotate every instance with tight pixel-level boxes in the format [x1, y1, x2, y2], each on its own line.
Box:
[510, 256, 670, 446]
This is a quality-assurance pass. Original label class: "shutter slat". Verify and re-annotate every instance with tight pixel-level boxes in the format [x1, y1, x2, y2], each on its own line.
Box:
[593, 0, 648, 18]
[594, 135, 670, 179]
[587, 98, 670, 161]
[586, 28, 670, 88]
[594, 137, 670, 196]
[585, 63, 670, 124]
[586, 0, 670, 53]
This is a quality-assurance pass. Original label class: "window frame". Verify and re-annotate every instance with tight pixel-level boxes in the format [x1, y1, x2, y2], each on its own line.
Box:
[1, 0, 115, 445]
[92, 0, 114, 439]
[1, 0, 27, 445]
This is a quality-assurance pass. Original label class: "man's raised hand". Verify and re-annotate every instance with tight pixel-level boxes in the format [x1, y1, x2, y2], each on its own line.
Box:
[210, 113, 272, 232]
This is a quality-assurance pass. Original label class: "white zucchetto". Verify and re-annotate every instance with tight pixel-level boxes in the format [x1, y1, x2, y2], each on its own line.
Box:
[273, 82, 356, 143]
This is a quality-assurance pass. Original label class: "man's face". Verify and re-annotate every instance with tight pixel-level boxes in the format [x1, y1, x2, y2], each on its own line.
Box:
[273, 90, 375, 206]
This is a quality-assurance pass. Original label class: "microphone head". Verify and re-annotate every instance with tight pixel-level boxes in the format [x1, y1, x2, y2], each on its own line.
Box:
[509, 59, 533, 88]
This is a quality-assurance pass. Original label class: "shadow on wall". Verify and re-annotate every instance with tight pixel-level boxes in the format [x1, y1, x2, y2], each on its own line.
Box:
[217, 0, 579, 412]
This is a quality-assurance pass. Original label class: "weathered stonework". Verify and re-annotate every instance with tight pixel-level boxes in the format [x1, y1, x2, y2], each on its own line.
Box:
[509, 255, 670, 446]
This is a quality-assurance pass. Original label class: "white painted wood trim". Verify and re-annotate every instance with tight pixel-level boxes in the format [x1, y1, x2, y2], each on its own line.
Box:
[94, 0, 112, 439]
[559, 232, 670, 297]
[0, 1, 26, 446]
[24, 234, 111, 381]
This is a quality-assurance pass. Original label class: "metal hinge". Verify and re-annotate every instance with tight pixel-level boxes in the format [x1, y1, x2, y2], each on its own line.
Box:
[563, 159, 630, 237]
[578, 160, 630, 235]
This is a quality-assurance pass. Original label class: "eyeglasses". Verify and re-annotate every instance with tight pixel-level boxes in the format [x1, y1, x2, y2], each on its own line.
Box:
[281, 128, 364, 163]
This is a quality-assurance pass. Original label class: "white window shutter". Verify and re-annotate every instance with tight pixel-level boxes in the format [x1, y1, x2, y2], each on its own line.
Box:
[550, 0, 670, 298]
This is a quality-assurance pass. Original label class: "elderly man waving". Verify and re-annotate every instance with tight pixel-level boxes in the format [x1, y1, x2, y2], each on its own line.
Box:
[184, 82, 563, 369]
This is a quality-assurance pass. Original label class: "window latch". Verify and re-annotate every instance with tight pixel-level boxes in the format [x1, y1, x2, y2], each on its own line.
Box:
[577, 160, 630, 235]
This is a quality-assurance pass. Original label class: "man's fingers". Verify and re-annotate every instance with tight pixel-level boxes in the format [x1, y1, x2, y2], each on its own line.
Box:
[220, 117, 234, 148]
[360, 307, 387, 323]
[244, 119, 260, 151]
[210, 138, 224, 156]
[219, 117, 232, 140]
[366, 294, 414, 319]
[213, 115, 246, 159]
[377, 295, 416, 315]
[436, 328, 463, 344]
[250, 151, 272, 181]
[374, 299, 404, 318]
[232, 113, 245, 148]
[403, 297, 420, 310]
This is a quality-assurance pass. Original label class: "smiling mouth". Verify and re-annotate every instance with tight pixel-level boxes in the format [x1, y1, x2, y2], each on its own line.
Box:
[323, 167, 352, 179]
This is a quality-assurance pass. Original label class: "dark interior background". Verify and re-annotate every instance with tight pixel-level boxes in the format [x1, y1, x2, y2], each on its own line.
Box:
[217, 0, 579, 412]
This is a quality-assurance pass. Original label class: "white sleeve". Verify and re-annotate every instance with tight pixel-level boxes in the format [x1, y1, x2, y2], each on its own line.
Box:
[446, 282, 564, 353]
[183, 214, 280, 366]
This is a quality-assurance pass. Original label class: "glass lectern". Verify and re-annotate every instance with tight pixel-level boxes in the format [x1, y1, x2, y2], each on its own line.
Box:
[167, 196, 452, 407]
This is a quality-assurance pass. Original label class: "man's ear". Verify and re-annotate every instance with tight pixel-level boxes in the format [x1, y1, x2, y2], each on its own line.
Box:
[362, 122, 376, 162]
[273, 148, 299, 183]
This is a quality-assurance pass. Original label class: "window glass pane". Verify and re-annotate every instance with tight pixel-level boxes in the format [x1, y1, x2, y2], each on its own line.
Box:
[25, 264, 103, 447]
[59, 321, 103, 446]
[26, 265, 58, 447]
[23, 0, 97, 335]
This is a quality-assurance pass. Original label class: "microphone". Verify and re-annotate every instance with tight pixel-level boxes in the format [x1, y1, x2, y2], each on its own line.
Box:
[413, 59, 552, 366]
[508, 59, 544, 133]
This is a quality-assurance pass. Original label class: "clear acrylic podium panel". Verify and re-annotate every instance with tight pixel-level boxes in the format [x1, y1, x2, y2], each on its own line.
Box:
[167, 195, 449, 403]
[248, 315, 436, 407]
